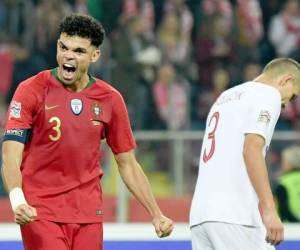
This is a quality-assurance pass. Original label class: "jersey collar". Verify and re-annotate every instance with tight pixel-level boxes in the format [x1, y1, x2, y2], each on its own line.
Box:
[50, 68, 96, 89]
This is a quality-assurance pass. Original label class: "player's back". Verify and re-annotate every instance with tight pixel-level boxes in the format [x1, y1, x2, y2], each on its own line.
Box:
[190, 81, 281, 227]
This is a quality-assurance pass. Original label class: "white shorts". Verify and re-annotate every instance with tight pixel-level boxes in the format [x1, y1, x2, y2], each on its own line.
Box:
[191, 222, 275, 250]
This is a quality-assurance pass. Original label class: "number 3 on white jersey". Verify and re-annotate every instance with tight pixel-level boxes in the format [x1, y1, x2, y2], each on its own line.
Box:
[203, 111, 220, 163]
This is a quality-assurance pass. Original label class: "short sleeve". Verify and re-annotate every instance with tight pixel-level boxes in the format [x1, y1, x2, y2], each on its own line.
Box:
[243, 89, 281, 141]
[5, 81, 38, 129]
[106, 91, 136, 154]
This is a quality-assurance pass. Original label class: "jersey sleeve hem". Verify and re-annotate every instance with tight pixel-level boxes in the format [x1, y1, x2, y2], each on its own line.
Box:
[243, 130, 267, 142]
[111, 143, 137, 155]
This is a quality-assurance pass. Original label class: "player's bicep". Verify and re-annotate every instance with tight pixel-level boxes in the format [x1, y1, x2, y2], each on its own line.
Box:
[2, 140, 25, 165]
[243, 134, 265, 167]
[2, 140, 25, 153]
[114, 150, 136, 169]
[243, 133, 265, 154]
[1, 140, 25, 191]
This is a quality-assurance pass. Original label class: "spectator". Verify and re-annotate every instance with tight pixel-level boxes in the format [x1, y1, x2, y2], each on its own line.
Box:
[157, 0, 193, 72]
[163, 0, 194, 39]
[242, 62, 262, 82]
[195, 14, 235, 87]
[157, 11, 192, 70]
[196, 68, 230, 124]
[89, 38, 112, 82]
[275, 145, 300, 222]
[235, 0, 264, 49]
[92, 0, 123, 35]
[35, 0, 72, 67]
[122, 0, 155, 39]
[269, 0, 300, 58]
[153, 62, 189, 130]
[259, 0, 283, 30]
[111, 15, 160, 129]
[234, 0, 263, 79]
[201, 0, 233, 29]
[0, 40, 14, 97]
[4, 39, 47, 105]
[0, 0, 35, 52]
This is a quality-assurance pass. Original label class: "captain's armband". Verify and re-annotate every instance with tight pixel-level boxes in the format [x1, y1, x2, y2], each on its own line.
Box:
[3, 128, 31, 144]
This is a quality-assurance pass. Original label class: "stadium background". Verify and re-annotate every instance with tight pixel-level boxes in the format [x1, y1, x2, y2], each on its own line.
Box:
[1, 0, 300, 249]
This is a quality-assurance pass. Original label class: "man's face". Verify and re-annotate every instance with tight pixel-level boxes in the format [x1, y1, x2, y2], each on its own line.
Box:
[280, 79, 300, 107]
[56, 33, 99, 85]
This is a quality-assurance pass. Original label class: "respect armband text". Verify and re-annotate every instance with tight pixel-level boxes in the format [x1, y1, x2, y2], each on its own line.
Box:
[3, 128, 31, 144]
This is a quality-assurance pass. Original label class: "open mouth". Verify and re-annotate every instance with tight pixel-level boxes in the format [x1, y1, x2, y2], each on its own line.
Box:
[61, 63, 77, 81]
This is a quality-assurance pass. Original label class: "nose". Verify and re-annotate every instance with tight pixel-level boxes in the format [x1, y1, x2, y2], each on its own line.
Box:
[63, 50, 75, 60]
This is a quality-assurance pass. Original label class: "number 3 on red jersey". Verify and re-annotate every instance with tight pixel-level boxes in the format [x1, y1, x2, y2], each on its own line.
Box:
[49, 116, 61, 141]
[203, 111, 220, 163]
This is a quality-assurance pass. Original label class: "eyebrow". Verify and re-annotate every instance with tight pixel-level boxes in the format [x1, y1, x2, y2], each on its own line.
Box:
[290, 94, 297, 102]
[58, 41, 87, 53]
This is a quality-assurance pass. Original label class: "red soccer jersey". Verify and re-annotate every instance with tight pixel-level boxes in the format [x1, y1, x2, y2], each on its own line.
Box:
[5, 69, 136, 223]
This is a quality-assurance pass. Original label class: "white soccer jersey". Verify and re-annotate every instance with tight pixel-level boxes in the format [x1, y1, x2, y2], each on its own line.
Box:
[190, 81, 281, 227]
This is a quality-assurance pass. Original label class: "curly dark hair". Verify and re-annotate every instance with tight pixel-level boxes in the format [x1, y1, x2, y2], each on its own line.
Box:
[58, 14, 105, 47]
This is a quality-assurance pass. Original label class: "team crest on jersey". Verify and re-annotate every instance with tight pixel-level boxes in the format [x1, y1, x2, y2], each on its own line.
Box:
[70, 99, 83, 115]
[258, 110, 271, 125]
[9, 101, 22, 119]
[91, 102, 102, 125]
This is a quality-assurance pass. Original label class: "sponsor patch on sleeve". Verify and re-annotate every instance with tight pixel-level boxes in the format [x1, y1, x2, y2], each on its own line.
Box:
[257, 110, 271, 125]
[9, 101, 22, 120]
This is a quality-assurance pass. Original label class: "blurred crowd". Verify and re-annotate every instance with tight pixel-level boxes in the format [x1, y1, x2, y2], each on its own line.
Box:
[2, 1, 300, 215]
[2, 0, 300, 130]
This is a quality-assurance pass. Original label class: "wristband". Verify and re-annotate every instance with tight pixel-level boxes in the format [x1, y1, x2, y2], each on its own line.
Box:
[9, 187, 28, 211]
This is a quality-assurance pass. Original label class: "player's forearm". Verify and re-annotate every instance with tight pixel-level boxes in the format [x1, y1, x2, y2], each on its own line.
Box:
[1, 141, 24, 192]
[243, 146, 275, 209]
[118, 161, 162, 218]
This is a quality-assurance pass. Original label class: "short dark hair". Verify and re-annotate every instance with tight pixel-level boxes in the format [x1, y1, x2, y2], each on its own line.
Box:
[58, 14, 105, 47]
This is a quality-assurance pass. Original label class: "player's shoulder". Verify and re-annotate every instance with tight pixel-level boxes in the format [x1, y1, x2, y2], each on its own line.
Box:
[216, 82, 249, 100]
[225, 81, 252, 92]
[246, 81, 281, 101]
[93, 78, 124, 100]
[227, 81, 280, 98]
[18, 70, 51, 92]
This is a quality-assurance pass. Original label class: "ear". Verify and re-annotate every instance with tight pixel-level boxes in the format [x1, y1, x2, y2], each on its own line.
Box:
[278, 74, 294, 87]
[91, 49, 101, 63]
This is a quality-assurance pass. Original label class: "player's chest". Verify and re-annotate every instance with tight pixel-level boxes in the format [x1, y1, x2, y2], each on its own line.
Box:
[35, 90, 111, 139]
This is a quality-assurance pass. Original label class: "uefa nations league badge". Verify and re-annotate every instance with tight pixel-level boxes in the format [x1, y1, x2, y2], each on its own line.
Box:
[70, 99, 83, 115]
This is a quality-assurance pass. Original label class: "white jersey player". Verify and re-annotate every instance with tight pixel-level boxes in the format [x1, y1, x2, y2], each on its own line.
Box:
[190, 58, 300, 250]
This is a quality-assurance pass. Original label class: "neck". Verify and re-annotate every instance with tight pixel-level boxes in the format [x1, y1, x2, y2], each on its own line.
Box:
[253, 73, 278, 89]
[65, 74, 89, 92]
[56, 69, 90, 92]
[253, 74, 284, 106]
[253, 74, 270, 84]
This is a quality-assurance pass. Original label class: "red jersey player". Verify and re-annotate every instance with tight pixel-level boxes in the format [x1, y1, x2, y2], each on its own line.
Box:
[1, 14, 174, 250]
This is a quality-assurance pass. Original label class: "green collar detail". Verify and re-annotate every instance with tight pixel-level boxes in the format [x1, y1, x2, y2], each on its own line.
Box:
[51, 68, 96, 89]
